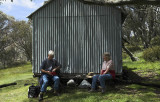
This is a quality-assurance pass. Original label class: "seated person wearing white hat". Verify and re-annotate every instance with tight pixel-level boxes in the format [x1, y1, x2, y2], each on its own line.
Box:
[89, 52, 115, 94]
[39, 50, 61, 101]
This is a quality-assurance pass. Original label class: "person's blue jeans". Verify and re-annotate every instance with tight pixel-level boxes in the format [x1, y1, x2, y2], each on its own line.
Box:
[91, 74, 112, 89]
[40, 74, 60, 92]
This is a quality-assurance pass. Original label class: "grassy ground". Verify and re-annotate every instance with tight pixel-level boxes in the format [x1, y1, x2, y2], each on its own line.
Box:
[0, 62, 36, 102]
[123, 51, 160, 85]
[123, 51, 160, 73]
[0, 53, 160, 102]
[0, 62, 33, 85]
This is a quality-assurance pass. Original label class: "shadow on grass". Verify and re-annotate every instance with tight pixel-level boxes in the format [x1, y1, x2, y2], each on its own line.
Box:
[122, 66, 160, 86]
[122, 66, 145, 82]
[44, 88, 112, 102]
[39, 85, 160, 102]
[26, 82, 160, 102]
[117, 84, 160, 101]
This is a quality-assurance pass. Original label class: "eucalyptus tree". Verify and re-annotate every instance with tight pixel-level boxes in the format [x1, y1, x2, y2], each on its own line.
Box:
[122, 5, 160, 48]
[11, 20, 32, 62]
[1, 0, 160, 5]
[0, 11, 15, 68]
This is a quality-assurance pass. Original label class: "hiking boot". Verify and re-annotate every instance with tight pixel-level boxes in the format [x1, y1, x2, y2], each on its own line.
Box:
[89, 89, 96, 92]
[39, 92, 43, 101]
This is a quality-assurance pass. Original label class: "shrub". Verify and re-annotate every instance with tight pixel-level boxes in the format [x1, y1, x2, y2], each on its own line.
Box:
[142, 46, 160, 62]
[122, 52, 128, 59]
[8, 61, 27, 67]
[126, 45, 142, 52]
[151, 36, 160, 46]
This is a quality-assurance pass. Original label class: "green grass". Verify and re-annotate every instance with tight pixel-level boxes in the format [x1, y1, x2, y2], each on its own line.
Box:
[123, 51, 160, 75]
[123, 51, 160, 85]
[27, 85, 160, 102]
[0, 62, 33, 85]
[0, 54, 160, 102]
[0, 79, 36, 102]
[0, 62, 38, 102]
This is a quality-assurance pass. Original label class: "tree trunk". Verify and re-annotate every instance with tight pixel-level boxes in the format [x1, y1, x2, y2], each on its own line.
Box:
[122, 44, 137, 61]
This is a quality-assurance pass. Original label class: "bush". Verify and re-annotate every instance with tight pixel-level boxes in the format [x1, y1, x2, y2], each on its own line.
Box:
[142, 46, 160, 62]
[126, 46, 142, 52]
[122, 52, 128, 59]
[151, 36, 160, 46]
[8, 61, 27, 67]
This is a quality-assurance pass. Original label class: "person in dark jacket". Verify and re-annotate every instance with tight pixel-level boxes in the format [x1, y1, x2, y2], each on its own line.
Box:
[39, 50, 61, 101]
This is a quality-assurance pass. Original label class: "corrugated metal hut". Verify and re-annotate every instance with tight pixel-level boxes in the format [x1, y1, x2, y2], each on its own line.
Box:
[28, 0, 124, 76]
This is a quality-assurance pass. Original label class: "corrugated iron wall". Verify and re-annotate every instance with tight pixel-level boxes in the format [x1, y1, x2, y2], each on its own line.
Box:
[32, 0, 122, 74]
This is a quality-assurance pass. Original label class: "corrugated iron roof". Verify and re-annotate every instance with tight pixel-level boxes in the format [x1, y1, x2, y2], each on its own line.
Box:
[27, 0, 160, 19]
[27, 0, 124, 19]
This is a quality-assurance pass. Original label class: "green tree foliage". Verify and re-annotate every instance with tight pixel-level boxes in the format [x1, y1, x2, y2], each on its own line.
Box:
[0, 11, 15, 68]
[1, 0, 160, 5]
[0, 11, 32, 68]
[122, 5, 160, 48]
[121, 5, 160, 61]
[11, 20, 32, 62]
[0, 11, 14, 52]
[0, 46, 18, 68]
[151, 35, 160, 46]
[126, 45, 142, 53]
[142, 46, 160, 62]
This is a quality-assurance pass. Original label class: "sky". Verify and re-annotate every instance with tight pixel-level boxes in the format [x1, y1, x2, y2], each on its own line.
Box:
[0, 0, 46, 21]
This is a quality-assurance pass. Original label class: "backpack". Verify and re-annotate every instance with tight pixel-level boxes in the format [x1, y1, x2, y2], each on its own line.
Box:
[28, 84, 40, 98]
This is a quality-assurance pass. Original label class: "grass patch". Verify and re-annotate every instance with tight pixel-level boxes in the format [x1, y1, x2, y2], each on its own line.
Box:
[0, 78, 38, 102]
[0, 54, 160, 102]
[27, 87, 160, 102]
[123, 51, 160, 76]
[0, 62, 37, 102]
[123, 51, 160, 85]
[0, 62, 33, 85]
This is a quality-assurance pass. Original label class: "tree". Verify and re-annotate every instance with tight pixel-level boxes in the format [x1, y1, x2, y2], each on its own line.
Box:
[0, 11, 15, 68]
[0, 11, 31, 68]
[1, 0, 160, 5]
[119, 5, 160, 61]
[11, 20, 32, 62]
[0, 11, 14, 52]
[0, 46, 18, 68]
[122, 5, 160, 48]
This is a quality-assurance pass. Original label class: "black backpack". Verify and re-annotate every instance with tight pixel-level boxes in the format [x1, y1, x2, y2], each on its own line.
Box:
[28, 84, 40, 98]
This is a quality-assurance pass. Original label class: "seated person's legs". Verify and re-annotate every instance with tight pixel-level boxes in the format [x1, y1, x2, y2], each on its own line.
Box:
[39, 74, 49, 101]
[99, 74, 112, 93]
[41, 74, 49, 92]
[52, 76, 60, 93]
[90, 75, 99, 91]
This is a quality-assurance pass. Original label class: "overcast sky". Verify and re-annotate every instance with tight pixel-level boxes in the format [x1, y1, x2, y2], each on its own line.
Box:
[0, 0, 46, 21]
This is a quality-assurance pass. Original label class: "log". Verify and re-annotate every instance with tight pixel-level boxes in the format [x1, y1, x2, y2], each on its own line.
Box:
[122, 43, 137, 61]
[0, 82, 17, 88]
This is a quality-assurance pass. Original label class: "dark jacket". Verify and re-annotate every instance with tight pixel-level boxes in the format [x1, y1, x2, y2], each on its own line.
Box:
[40, 58, 61, 75]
